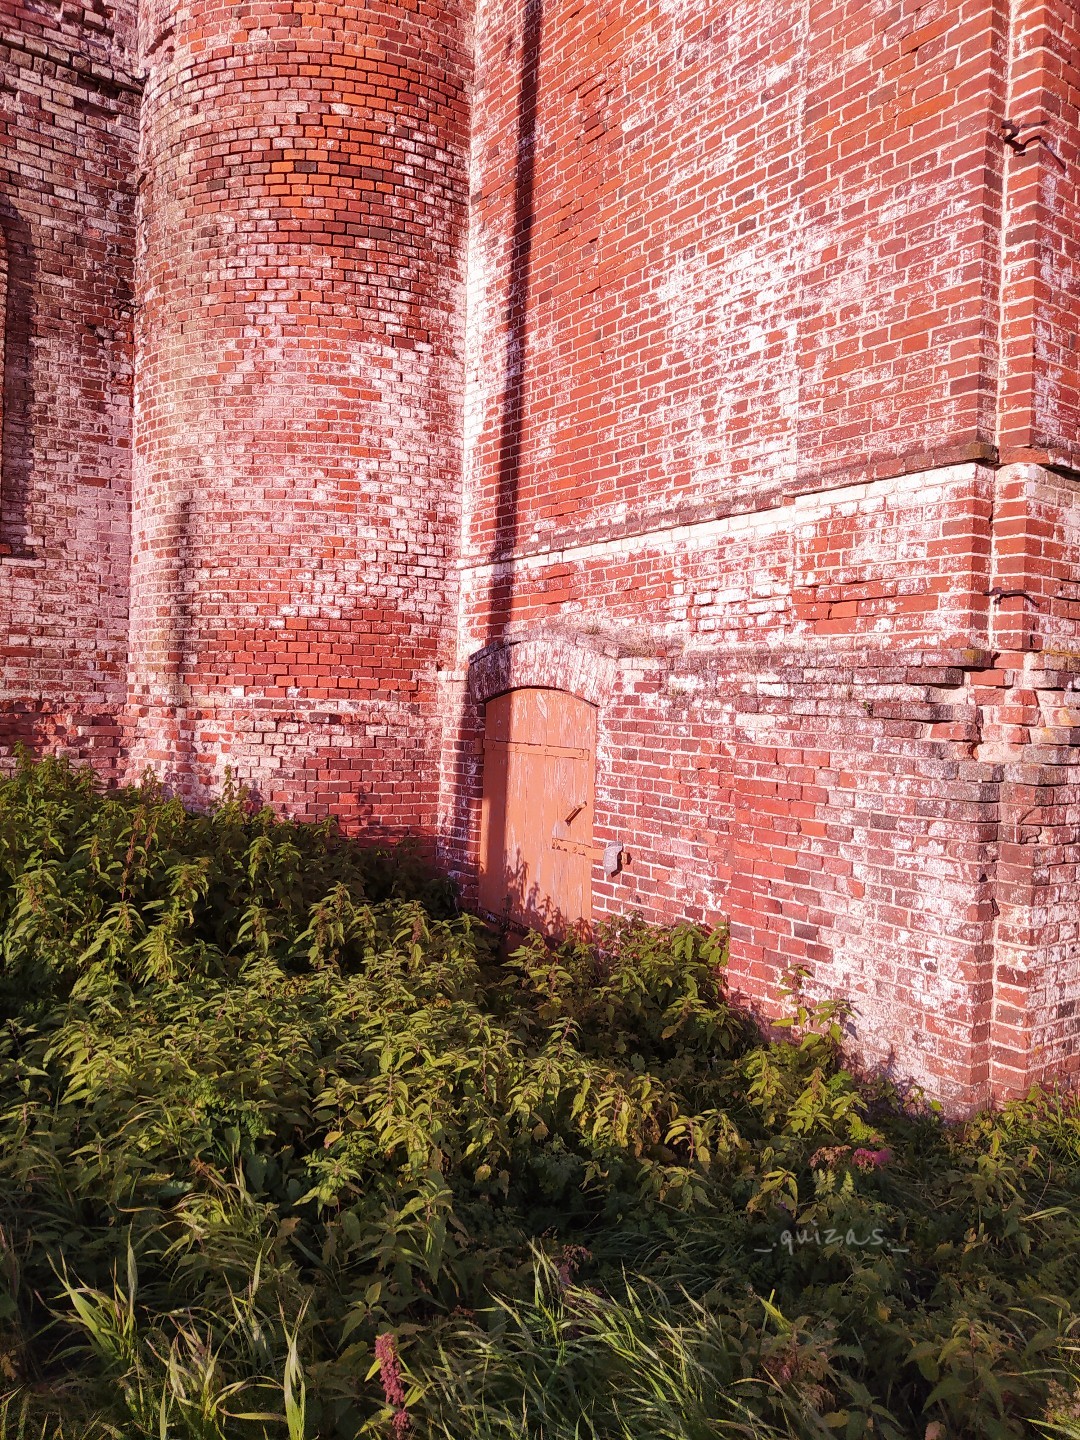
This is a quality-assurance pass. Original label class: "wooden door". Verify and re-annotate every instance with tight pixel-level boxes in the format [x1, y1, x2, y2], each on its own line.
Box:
[478, 688, 596, 931]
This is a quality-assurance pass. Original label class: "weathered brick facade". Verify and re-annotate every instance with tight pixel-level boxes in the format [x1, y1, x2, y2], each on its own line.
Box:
[2, 0, 1079, 1109]
[129, 0, 471, 834]
[0, 0, 137, 764]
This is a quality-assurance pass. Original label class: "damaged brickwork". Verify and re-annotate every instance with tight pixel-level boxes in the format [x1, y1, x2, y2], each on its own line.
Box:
[1, 0, 1079, 1109]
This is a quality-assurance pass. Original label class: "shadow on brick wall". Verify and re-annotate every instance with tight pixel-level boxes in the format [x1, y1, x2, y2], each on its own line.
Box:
[447, 0, 545, 912]
[484, 0, 543, 641]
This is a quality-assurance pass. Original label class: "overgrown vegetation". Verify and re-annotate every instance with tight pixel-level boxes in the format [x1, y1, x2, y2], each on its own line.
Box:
[1, 753, 1080, 1438]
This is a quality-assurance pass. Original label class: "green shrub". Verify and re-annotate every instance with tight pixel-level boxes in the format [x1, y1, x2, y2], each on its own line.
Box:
[0, 754, 1079, 1438]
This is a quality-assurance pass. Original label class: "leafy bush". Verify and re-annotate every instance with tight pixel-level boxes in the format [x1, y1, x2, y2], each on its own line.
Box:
[0, 754, 1079, 1437]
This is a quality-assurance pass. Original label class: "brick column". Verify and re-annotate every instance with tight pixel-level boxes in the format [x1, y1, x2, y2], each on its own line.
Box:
[982, 0, 1080, 1098]
[130, 0, 470, 832]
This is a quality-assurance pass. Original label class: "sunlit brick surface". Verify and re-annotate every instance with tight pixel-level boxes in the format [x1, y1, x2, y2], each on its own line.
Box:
[128, 0, 470, 831]
[443, 0, 1080, 1110]
[2, 0, 1080, 1108]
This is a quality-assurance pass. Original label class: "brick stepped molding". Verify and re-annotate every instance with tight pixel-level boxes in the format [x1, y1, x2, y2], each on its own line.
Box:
[443, 462, 1080, 1106]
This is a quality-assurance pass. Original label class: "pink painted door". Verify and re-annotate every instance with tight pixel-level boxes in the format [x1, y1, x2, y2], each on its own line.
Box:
[479, 688, 596, 931]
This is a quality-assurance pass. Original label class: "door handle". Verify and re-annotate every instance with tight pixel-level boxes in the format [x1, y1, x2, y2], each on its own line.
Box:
[564, 803, 585, 825]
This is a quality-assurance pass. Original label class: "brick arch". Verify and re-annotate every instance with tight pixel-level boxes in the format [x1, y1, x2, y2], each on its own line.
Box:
[467, 635, 619, 708]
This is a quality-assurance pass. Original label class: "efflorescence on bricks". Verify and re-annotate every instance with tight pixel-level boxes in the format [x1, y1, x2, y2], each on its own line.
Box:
[2, 0, 1079, 1111]
[0, 0, 137, 769]
[128, 0, 471, 834]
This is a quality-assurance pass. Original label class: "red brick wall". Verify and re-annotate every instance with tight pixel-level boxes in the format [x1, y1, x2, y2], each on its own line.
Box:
[444, 466, 1003, 1107]
[997, 1, 1080, 466]
[461, 0, 1013, 569]
[2, 0, 1079, 1110]
[980, 464, 1080, 1100]
[444, 0, 1080, 1109]
[128, 0, 472, 833]
[0, 0, 137, 765]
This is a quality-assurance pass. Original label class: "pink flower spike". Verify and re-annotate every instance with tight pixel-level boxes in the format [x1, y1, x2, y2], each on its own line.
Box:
[851, 1147, 892, 1170]
[375, 1332, 407, 1410]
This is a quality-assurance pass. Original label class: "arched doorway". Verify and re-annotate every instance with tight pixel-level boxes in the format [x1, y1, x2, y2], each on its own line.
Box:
[478, 687, 597, 931]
